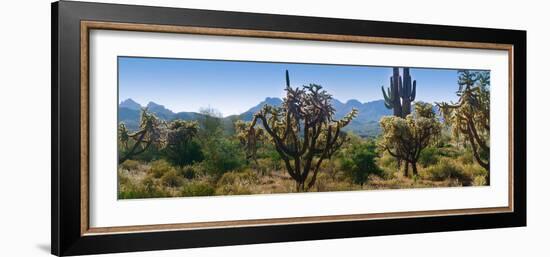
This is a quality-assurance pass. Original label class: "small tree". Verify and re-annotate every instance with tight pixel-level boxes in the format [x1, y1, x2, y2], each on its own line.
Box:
[340, 141, 382, 187]
[379, 102, 441, 176]
[198, 107, 223, 139]
[248, 70, 357, 191]
[162, 120, 203, 166]
[437, 70, 490, 182]
[197, 107, 246, 176]
[118, 108, 163, 164]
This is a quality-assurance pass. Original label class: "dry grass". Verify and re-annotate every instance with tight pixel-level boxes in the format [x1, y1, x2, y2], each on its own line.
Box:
[118, 156, 485, 199]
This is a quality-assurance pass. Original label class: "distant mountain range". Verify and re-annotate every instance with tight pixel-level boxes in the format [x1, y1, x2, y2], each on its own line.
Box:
[118, 97, 393, 137]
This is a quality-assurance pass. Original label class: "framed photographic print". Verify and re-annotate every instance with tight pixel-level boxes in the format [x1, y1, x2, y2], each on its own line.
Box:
[51, 1, 526, 256]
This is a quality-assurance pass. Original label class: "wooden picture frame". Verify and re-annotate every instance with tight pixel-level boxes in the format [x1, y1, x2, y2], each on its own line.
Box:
[52, 1, 526, 256]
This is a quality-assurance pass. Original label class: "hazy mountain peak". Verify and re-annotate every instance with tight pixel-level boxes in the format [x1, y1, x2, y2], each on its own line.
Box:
[345, 99, 362, 106]
[146, 101, 163, 108]
[118, 97, 391, 137]
[145, 101, 175, 119]
[119, 98, 142, 110]
[332, 98, 344, 105]
[262, 97, 283, 105]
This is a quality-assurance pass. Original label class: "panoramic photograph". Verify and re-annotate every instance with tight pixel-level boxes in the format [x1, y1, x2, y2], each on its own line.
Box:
[117, 57, 491, 199]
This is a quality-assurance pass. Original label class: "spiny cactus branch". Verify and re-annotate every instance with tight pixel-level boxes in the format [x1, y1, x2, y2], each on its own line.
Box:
[247, 70, 357, 191]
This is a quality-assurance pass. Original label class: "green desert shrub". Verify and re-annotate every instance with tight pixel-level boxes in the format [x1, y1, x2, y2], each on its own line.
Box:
[180, 181, 215, 197]
[178, 165, 197, 180]
[141, 175, 156, 192]
[131, 144, 163, 162]
[460, 163, 488, 185]
[217, 170, 259, 186]
[118, 175, 169, 199]
[378, 151, 398, 170]
[311, 172, 330, 192]
[161, 170, 184, 187]
[418, 146, 439, 167]
[255, 157, 282, 175]
[261, 148, 283, 170]
[473, 175, 487, 186]
[148, 159, 176, 178]
[120, 159, 140, 171]
[215, 184, 252, 195]
[215, 170, 259, 195]
[163, 140, 204, 167]
[255, 158, 271, 175]
[118, 170, 130, 185]
[202, 138, 246, 176]
[422, 158, 471, 185]
[457, 150, 475, 165]
[340, 142, 382, 186]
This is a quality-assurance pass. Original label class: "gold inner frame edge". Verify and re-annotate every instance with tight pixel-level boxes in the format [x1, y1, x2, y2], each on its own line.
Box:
[80, 20, 515, 236]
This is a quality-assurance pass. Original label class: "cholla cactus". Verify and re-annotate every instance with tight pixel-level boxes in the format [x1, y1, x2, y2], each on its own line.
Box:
[162, 120, 203, 166]
[235, 120, 267, 164]
[437, 70, 490, 182]
[379, 102, 441, 177]
[118, 108, 163, 164]
[164, 120, 199, 147]
[248, 70, 357, 191]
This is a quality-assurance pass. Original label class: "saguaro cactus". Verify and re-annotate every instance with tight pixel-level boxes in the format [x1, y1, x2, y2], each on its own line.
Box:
[381, 67, 417, 118]
[400, 67, 417, 117]
[381, 68, 403, 117]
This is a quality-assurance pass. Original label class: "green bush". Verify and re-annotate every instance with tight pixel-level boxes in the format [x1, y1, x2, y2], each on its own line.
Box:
[202, 138, 246, 176]
[163, 140, 204, 167]
[311, 172, 330, 192]
[180, 181, 215, 197]
[118, 170, 130, 185]
[215, 170, 259, 195]
[378, 151, 398, 169]
[423, 158, 471, 185]
[473, 175, 487, 186]
[178, 165, 197, 179]
[120, 159, 140, 170]
[340, 142, 382, 186]
[129, 144, 163, 162]
[118, 175, 169, 199]
[148, 159, 176, 178]
[255, 158, 276, 175]
[221, 170, 258, 184]
[258, 147, 282, 170]
[418, 146, 439, 167]
[161, 170, 184, 187]
[461, 163, 488, 185]
[457, 150, 475, 165]
[141, 175, 156, 193]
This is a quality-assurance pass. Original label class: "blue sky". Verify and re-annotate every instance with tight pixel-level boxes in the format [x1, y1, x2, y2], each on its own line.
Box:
[118, 57, 484, 116]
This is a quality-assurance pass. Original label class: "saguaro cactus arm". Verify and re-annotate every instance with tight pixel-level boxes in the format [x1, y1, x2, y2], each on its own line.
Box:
[411, 80, 417, 101]
[400, 68, 417, 101]
[398, 67, 418, 116]
[381, 83, 394, 109]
